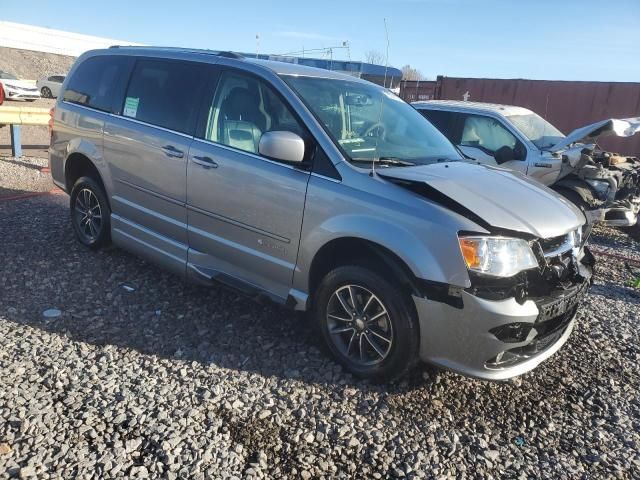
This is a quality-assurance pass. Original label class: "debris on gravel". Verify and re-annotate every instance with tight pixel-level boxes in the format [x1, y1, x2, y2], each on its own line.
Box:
[0, 159, 638, 478]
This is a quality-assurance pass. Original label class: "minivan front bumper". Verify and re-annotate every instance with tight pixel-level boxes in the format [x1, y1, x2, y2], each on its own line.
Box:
[414, 268, 591, 381]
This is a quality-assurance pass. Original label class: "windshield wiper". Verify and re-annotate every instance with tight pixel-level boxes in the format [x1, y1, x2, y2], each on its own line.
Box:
[351, 157, 416, 167]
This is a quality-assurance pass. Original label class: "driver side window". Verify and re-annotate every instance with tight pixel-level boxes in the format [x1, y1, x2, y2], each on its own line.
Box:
[460, 115, 517, 154]
[201, 71, 304, 156]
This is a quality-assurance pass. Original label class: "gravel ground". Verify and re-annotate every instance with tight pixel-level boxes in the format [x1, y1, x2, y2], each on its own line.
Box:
[0, 157, 639, 479]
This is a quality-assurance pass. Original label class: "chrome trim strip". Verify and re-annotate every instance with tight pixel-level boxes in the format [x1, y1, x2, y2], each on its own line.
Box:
[108, 114, 194, 139]
[112, 195, 187, 230]
[114, 178, 185, 207]
[187, 204, 290, 243]
[542, 234, 574, 258]
[187, 225, 294, 270]
[310, 172, 341, 183]
[111, 214, 188, 263]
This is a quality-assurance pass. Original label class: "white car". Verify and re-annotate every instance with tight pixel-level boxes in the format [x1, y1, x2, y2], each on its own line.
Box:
[414, 100, 640, 230]
[0, 70, 40, 104]
[36, 74, 66, 98]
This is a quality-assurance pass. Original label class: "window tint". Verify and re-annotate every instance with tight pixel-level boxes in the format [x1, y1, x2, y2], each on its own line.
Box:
[63, 56, 131, 112]
[199, 70, 305, 156]
[123, 59, 203, 134]
[51, 76, 65, 83]
[420, 109, 457, 139]
[460, 115, 517, 153]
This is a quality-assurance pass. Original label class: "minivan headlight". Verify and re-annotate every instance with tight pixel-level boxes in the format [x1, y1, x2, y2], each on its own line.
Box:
[458, 235, 539, 277]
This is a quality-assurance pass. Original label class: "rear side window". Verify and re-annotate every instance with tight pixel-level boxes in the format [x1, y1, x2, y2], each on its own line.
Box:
[63, 56, 131, 113]
[419, 109, 457, 140]
[122, 59, 204, 135]
[460, 114, 517, 153]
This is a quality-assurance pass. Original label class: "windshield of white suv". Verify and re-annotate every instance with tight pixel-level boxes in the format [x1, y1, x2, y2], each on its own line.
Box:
[283, 75, 462, 166]
[508, 113, 565, 150]
[0, 71, 18, 80]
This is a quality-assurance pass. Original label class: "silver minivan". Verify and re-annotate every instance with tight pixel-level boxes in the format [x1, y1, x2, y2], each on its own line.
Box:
[50, 47, 594, 382]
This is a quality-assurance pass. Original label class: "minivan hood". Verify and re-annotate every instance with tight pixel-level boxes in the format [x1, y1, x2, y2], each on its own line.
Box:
[550, 117, 640, 152]
[380, 162, 583, 238]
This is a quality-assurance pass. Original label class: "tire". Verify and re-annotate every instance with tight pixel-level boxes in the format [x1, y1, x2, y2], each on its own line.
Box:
[41, 87, 52, 98]
[313, 265, 419, 382]
[70, 176, 111, 249]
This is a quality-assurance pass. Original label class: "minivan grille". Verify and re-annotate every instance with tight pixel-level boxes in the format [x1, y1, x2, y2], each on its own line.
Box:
[539, 233, 573, 258]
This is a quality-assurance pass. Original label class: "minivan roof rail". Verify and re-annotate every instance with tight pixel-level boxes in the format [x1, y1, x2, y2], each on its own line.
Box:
[108, 45, 244, 60]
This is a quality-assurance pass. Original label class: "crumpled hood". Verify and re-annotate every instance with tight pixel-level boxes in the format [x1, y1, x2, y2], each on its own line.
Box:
[380, 162, 584, 239]
[550, 117, 640, 152]
[0, 79, 38, 90]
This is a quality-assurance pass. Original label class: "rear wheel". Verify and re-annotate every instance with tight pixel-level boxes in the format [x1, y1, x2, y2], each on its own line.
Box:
[70, 176, 111, 249]
[41, 87, 52, 98]
[314, 265, 419, 382]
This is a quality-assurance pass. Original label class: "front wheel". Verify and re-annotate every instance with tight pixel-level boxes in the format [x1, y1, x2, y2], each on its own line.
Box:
[314, 265, 419, 382]
[70, 176, 111, 249]
[41, 87, 52, 98]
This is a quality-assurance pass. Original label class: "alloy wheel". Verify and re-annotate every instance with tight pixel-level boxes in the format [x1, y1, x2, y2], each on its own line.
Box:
[326, 284, 393, 366]
[73, 188, 102, 243]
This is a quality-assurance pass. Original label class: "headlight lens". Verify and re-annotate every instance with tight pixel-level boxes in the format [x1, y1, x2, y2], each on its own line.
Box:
[458, 235, 539, 277]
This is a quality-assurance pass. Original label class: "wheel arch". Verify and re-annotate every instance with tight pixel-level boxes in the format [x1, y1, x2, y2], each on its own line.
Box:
[64, 152, 110, 208]
[307, 237, 424, 306]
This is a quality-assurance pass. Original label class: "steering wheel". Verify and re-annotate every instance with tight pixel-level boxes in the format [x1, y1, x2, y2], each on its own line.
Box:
[363, 122, 386, 139]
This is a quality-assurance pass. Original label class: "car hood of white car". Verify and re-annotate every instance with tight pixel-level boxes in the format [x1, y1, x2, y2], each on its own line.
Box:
[550, 117, 640, 152]
[0, 79, 38, 90]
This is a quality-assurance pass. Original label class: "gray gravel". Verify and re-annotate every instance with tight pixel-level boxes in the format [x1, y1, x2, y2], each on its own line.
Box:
[0, 158, 639, 479]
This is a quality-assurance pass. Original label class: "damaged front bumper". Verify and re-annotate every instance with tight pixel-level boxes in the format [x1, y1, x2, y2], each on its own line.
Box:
[414, 247, 594, 380]
[603, 197, 639, 227]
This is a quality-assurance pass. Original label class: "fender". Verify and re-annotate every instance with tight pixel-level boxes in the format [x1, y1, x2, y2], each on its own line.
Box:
[293, 212, 476, 296]
[553, 176, 602, 208]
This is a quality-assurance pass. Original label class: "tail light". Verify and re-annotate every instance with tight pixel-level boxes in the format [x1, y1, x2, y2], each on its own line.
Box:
[48, 107, 55, 137]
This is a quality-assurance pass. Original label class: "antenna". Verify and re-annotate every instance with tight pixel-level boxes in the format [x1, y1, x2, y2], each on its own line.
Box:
[255, 34, 260, 58]
[383, 18, 390, 89]
[372, 18, 390, 177]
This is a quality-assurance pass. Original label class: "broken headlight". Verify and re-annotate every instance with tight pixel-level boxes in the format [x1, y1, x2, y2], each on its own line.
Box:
[458, 235, 539, 278]
[584, 179, 611, 197]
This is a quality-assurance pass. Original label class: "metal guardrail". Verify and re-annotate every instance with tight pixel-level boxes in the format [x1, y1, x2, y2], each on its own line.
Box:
[0, 106, 50, 157]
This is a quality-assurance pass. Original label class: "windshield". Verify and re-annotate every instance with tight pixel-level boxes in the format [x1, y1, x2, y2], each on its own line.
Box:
[283, 75, 462, 166]
[508, 113, 565, 150]
[0, 71, 18, 80]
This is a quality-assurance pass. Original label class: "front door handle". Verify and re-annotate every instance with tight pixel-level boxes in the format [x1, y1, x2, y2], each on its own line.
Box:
[192, 155, 218, 169]
[161, 145, 184, 158]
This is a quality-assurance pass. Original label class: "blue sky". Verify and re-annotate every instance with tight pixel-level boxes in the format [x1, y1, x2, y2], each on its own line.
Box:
[3, 0, 639, 81]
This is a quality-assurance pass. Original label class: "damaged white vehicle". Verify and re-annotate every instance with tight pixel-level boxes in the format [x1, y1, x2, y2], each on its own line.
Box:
[414, 101, 640, 236]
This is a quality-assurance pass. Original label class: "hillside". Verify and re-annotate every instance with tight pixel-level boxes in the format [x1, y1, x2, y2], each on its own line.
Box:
[0, 47, 76, 80]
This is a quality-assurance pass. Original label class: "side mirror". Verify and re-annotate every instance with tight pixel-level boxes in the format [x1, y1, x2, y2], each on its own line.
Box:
[494, 145, 515, 164]
[259, 131, 305, 164]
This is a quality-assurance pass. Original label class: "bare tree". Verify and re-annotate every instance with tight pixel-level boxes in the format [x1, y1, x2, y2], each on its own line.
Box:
[401, 65, 426, 81]
[364, 50, 386, 65]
